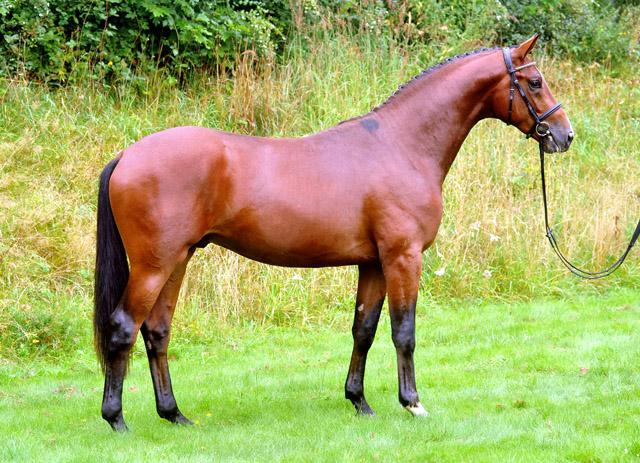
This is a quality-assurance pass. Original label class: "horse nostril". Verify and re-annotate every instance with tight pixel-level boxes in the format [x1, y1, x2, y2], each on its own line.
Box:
[567, 130, 574, 143]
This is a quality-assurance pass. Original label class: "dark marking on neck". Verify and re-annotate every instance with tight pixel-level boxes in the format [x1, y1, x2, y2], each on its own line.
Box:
[360, 118, 379, 133]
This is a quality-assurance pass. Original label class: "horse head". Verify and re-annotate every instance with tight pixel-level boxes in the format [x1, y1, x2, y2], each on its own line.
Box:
[496, 34, 574, 153]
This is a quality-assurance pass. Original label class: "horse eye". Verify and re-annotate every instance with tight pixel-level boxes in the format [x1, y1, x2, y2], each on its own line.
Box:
[529, 80, 542, 89]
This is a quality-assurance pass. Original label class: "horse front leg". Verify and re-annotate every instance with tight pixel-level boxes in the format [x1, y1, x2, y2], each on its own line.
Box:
[383, 246, 429, 416]
[345, 262, 387, 416]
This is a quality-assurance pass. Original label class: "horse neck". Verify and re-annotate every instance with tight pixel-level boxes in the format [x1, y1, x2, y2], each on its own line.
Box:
[373, 51, 504, 183]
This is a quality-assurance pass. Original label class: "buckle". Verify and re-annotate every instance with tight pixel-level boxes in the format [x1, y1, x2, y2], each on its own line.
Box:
[535, 121, 550, 137]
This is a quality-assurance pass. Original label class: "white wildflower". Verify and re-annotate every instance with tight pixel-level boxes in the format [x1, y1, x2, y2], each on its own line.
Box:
[490, 234, 501, 242]
[434, 268, 445, 276]
[483, 270, 492, 278]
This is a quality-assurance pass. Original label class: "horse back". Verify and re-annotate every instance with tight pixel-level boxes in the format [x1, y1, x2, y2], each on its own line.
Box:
[109, 126, 395, 267]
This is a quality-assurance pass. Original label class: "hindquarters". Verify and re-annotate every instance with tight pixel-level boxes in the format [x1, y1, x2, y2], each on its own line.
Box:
[95, 146, 204, 430]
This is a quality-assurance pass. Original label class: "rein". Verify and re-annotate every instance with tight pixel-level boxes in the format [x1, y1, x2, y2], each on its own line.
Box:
[503, 47, 640, 279]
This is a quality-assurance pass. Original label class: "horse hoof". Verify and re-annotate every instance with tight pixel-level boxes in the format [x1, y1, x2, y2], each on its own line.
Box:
[404, 402, 429, 417]
[174, 414, 195, 426]
[108, 417, 130, 433]
[356, 408, 377, 418]
[351, 398, 376, 417]
[164, 410, 194, 426]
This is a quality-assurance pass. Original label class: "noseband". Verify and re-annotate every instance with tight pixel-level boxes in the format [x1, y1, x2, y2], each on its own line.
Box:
[502, 47, 639, 279]
[502, 47, 562, 138]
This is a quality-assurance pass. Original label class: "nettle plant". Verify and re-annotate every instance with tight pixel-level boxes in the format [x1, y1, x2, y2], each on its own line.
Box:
[0, 0, 284, 83]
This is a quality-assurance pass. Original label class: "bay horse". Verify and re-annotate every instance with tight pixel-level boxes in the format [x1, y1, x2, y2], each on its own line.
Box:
[94, 34, 574, 431]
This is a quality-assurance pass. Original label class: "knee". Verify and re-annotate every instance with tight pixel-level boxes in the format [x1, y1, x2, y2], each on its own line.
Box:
[390, 307, 416, 353]
[391, 330, 415, 354]
[352, 307, 382, 350]
[352, 322, 377, 352]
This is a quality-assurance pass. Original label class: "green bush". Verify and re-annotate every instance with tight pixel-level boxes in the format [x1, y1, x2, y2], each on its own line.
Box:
[371, 0, 638, 65]
[0, 0, 637, 83]
[0, 0, 290, 82]
[497, 0, 638, 64]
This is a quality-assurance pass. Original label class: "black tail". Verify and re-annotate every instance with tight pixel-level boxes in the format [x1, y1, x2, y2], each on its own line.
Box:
[94, 156, 129, 371]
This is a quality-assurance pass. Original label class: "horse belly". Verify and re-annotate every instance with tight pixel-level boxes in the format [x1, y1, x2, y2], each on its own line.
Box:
[205, 205, 378, 268]
[197, 133, 378, 267]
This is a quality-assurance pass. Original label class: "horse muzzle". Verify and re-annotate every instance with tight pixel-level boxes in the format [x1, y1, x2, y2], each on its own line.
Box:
[541, 126, 574, 153]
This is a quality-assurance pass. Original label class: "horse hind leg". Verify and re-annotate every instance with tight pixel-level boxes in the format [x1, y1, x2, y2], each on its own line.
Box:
[345, 262, 387, 416]
[101, 264, 172, 431]
[140, 248, 195, 425]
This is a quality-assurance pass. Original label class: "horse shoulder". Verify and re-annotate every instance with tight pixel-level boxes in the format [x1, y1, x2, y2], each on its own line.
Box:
[364, 163, 444, 255]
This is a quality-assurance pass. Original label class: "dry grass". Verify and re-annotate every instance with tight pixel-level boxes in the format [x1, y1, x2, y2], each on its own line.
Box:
[0, 34, 638, 359]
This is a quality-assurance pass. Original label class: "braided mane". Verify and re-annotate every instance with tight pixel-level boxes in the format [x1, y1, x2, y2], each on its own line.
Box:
[372, 47, 500, 113]
[337, 46, 502, 126]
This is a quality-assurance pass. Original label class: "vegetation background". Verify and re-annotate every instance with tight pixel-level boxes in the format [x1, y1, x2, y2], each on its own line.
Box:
[0, 0, 639, 460]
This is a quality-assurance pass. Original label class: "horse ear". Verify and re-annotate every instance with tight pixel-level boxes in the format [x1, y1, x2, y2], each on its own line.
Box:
[513, 33, 540, 64]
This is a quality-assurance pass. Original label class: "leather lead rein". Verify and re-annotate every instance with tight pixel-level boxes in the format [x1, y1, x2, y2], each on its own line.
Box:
[502, 47, 639, 279]
[539, 147, 640, 279]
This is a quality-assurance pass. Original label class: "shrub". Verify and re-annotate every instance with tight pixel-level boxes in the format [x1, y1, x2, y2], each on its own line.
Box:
[496, 0, 638, 64]
[0, 0, 289, 82]
[0, 0, 637, 82]
[371, 0, 638, 65]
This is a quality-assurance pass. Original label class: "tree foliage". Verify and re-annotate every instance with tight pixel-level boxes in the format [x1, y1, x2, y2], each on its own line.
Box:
[0, 0, 637, 83]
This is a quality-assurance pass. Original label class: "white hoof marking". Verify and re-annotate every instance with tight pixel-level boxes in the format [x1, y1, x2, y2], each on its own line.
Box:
[405, 402, 429, 417]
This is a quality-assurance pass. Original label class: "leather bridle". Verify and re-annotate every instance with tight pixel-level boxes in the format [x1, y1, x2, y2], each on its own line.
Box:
[502, 47, 562, 138]
[502, 47, 639, 279]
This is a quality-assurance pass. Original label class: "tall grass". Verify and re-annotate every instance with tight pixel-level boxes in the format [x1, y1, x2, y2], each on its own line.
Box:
[0, 33, 638, 360]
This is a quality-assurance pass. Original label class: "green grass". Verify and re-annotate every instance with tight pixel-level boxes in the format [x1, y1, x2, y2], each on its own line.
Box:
[2, 290, 640, 462]
[0, 31, 639, 462]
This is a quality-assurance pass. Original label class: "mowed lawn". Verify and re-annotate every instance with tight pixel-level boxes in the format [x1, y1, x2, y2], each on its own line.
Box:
[2, 288, 640, 462]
